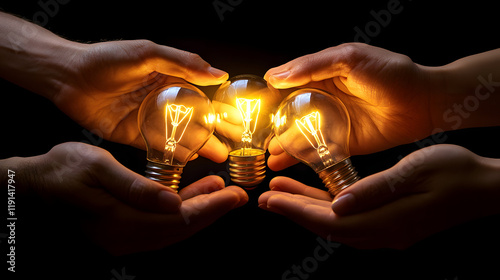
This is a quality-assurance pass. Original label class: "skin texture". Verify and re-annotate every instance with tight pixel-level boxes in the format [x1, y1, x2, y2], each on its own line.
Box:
[0, 12, 245, 255]
[260, 43, 500, 249]
[0, 142, 248, 255]
[265, 43, 500, 171]
[3, 10, 500, 253]
[0, 11, 229, 163]
[259, 144, 500, 249]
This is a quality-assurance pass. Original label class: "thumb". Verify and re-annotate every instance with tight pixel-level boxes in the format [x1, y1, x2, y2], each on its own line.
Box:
[264, 44, 364, 89]
[147, 43, 228, 86]
[331, 162, 413, 216]
[96, 153, 182, 213]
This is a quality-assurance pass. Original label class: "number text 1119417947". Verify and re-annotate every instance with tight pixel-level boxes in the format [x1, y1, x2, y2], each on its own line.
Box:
[7, 169, 16, 273]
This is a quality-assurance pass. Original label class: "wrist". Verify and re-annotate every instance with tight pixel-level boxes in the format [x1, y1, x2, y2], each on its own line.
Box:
[415, 64, 450, 134]
[421, 50, 500, 132]
[37, 39, 86, 102]
[19, 35, 85, 102]
[0, 12, 85, 102]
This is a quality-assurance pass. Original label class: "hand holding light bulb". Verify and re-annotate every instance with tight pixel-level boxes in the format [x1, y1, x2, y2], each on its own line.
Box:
[265, 43, 440, 170]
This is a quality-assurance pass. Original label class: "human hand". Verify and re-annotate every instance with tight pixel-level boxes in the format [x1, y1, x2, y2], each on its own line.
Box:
[53, 40, 229, 162]
[6, 142, 247, 255]
[259, 144, 500, 249]
[265, 43, 442, 170]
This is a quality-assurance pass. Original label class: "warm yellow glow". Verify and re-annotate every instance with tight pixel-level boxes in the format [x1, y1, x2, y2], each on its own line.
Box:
[216, 112, 228, 123]
[236, 98, 261, 148]
[295, 111, 334, 166]
[204, 113, 216, 124]
[274, 113, 286, 128]
[164, 103, 193, 164]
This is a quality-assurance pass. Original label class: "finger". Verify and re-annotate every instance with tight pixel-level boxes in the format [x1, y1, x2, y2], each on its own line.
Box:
[94, 150, 182, 213]
[180, 186, 248, 229]
[267, 138, 299, 171]
[331, 163, 413, 216]
[189, 153, 199, 161]
[178, 175, 226, 200]
[265, 44, 363, 89]
[261, 193, 337, 238]
[213, 101, 243, 125]
[259, 191, 332, 210]
[267, 153, 299, 171]
[260, 190, 430, 249]
[197, 135, 229, 163]
[269, 176, 332, 201]
[215, 120, 245, 143]
[268, 137, 283, 155]
[147, 43, 228, 86]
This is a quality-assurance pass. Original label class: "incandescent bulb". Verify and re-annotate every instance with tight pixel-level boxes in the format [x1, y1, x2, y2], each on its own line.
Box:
[213, 75, 281, 189]
[138, 83, 215, 192]
[274, 88, 359, 196]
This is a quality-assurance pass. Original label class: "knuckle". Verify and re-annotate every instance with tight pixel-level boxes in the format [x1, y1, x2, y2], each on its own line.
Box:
[181, 51, 209, 71]
[336, 42, 365, 57]
[133, 39, 157, 57]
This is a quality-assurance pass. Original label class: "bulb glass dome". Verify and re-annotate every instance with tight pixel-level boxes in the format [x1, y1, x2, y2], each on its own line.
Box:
[274, 88, 351, 173]
[274, 88, 359, 196]
[138, 83, 215, 167]
[213, 74, 281, 156]
[213, 74, 281, 187]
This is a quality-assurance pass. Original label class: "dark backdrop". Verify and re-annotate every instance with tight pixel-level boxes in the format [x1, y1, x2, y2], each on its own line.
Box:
[2, 1, 500, 279]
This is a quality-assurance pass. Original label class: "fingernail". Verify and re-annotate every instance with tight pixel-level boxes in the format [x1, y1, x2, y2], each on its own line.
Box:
[208, 67, 228, 79]
[331, 193, 355, 215]
[271, 70, 291, 80]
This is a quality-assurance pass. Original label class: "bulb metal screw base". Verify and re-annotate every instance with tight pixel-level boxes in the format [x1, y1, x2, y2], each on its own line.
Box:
[318, 158, 359, 197]
[228, 150, 266, 189]
[145, 161, 183, 192]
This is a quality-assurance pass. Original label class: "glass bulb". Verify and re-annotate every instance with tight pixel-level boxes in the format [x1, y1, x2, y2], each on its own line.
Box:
[138, 83, 215, 192]
[213, 74, 281, 189]
[274, 88, 359, 196]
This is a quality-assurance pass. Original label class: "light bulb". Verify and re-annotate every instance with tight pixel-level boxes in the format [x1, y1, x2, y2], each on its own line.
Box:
[274, 88, 359, 197]
[213, 74, 281, 189]
[138, 83, 216, 192]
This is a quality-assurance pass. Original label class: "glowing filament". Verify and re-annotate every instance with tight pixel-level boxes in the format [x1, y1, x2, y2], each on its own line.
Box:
[295, 111, 334, 167]
[236, 98, 261, 150]
[164, 103, 193, 164]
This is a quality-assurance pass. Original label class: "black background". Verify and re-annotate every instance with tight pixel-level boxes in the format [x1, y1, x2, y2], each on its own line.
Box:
[1, 0, 500, 279]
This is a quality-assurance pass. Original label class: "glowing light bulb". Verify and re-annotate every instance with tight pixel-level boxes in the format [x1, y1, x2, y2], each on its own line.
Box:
[138, 83, 215, 192]
[274, 88, 359, 196]
[213, 74, 281, 189]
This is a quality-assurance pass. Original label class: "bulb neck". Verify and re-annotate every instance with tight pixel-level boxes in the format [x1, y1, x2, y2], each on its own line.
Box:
[228, 149, 266, 190]
[318, 158, 359, 197]
[145, 161, 183, 192]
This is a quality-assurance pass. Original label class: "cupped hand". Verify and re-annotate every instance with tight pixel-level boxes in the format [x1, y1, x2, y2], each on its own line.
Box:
[259, 144, 500, 249]
[25, 142, 248, 255]
[53, 40, 229, 162]
[265, 43, 442, 171]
